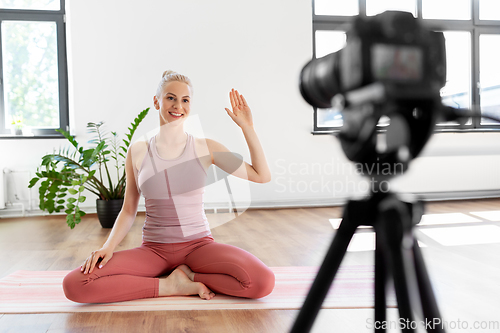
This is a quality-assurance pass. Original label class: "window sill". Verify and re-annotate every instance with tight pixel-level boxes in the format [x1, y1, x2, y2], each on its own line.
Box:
[0, 133, 66, 139]
[312, 127, 500, 135]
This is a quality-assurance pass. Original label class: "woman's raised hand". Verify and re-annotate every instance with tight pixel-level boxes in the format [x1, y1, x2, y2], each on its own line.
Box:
[81, 247, 114, 274]
[225, 89, 253, 129]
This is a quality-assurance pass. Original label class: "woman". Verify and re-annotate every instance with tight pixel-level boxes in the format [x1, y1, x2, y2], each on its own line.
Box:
[63, 70, 275, 303]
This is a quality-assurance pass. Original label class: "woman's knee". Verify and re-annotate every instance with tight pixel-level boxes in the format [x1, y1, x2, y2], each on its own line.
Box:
[247, 266, 275, 299]
[62, 269, 88, 303]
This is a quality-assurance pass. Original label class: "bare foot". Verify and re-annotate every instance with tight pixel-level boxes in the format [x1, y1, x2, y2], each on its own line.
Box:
[176, 264, 195, 281]
[158, 267, 215, 300]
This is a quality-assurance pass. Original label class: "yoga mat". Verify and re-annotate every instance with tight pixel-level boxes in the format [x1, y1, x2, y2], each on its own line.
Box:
[0, 266, 395, 313]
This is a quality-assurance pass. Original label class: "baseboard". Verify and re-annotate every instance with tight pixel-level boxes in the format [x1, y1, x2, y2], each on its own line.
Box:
[413, 189, 500, 202]
[240, 190, 500, 209]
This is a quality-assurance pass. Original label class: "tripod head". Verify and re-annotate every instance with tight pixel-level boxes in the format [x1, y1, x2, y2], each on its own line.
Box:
[335, 82, 442, 182]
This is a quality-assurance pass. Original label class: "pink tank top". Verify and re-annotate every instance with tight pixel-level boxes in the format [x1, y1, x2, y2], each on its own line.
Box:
[137, 133, 212, 243]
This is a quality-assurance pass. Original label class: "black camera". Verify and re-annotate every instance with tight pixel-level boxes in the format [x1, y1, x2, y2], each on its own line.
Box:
[300, 10, 446, 109]
[300, 11, 449, 178]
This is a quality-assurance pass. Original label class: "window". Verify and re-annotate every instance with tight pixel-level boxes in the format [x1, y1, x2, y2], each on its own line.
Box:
[312, 0, 500, 133]
[0, 0, 68, 137]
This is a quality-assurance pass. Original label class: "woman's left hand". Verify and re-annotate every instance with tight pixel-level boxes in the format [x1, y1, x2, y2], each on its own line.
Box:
[225, 89, 253, 129]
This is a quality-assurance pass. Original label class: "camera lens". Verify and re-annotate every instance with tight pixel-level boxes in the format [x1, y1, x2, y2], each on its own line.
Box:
[299, 51, 342, 109]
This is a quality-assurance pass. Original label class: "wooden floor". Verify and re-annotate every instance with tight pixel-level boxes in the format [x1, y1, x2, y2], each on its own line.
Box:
[1, 198, 500, 332]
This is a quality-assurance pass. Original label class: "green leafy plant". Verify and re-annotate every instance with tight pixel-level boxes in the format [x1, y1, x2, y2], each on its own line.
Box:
[28, 108, 150, 228]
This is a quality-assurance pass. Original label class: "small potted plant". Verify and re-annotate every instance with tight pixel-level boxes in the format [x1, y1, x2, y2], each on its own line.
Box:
[11, 115, 24, 135]
[28, 108, 149, 229]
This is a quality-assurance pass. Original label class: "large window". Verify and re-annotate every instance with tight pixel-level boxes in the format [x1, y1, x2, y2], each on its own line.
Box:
[0, 0, 67, 138]
[312, 0, 500, 133]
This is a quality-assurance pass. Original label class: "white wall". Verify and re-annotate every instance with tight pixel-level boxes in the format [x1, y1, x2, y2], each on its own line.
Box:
[1, 0, 499, 216]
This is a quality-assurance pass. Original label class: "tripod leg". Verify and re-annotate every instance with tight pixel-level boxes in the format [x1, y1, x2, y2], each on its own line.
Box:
[413, 242, 446, 332]
[379, 203, 423, 333]
[290, 215, 358, 333]
[374, 232, 388, 332]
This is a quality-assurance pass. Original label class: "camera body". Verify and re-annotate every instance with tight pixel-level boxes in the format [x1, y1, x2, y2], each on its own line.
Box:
[301, 11, 446, 109]
[300, 11, 448, 179]
[339, 11, 446, 95]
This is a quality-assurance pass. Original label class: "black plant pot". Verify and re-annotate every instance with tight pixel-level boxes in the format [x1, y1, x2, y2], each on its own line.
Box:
[96, 199, 124, 228]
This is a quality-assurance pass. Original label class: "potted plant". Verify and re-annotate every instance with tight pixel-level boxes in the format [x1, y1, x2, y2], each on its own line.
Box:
[11, 115, 24, 135]
[28, 108, 149, 229]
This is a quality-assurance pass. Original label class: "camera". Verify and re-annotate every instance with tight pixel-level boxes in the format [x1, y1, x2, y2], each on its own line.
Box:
[300, 10, 446, 109]
[300, 11, 448, 178]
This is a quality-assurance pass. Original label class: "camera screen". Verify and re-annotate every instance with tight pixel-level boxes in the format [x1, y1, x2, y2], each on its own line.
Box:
[371, 44, 423, 82]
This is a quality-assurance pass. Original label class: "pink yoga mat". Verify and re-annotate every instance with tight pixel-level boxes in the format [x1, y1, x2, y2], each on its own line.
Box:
[0, 266, 395, 313]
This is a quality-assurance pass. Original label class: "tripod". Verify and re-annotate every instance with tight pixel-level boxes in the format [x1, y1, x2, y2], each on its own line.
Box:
[290, 188, 445, 333]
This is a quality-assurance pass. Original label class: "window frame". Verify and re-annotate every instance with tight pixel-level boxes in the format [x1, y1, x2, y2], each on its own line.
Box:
[0, 0, 68, 139]
[312, 0, 500, 134]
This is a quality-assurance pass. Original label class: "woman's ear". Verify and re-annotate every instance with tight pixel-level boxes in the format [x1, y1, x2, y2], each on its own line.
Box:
[153, 95, 160, 110]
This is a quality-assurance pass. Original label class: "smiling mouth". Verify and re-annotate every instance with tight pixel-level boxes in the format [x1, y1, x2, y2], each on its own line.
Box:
[169, 111, 184, 118]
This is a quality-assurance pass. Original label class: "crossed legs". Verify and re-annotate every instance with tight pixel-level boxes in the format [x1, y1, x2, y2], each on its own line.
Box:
[184, 241, 275, 299]
[63, 237, 275, 303]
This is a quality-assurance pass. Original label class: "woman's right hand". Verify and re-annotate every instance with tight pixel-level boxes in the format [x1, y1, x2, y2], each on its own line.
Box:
[81, 247, 114, 274]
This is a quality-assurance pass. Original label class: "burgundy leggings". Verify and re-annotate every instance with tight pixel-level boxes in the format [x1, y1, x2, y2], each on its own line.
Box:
[63, 236, 275, 303]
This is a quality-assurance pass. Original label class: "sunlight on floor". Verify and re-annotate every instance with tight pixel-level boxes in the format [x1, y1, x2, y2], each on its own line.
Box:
[469, 210, 500, 221]
[418, 213, 481, 226]
[347, 233, 375, 252]
[329, 218, 372, 229]
[330, 209, 500, 250]
[419, 225, 500, 246]
[328, 231, 427, 252]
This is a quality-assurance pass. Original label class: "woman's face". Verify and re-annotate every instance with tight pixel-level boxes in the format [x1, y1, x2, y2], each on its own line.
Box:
[154, 81, 192, 125]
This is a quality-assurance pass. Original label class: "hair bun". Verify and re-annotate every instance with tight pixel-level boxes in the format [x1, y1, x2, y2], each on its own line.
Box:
[162, 70, 177, 78]
[156, 70, 193, 97]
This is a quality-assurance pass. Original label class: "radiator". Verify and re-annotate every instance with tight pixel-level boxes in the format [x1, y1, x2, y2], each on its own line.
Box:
[1, 168, 33, 215]
[0, 168, 4, 209]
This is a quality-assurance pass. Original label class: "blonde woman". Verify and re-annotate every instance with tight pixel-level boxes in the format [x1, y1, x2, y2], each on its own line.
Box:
[63, 71, 274, 302]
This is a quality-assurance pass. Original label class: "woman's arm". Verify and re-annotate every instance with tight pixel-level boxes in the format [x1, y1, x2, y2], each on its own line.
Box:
[207, 89, 271, 183]
[102, 144, 141, 248]
[81, 145, 141, 274]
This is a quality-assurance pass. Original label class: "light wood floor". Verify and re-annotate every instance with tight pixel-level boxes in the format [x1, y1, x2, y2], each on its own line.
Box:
[1, 198, 500, 333]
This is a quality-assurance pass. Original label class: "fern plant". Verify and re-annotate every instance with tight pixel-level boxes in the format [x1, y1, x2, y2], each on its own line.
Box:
[28, 108, 149, 228]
